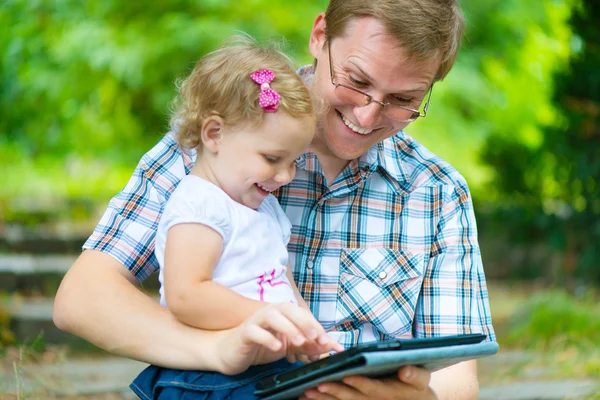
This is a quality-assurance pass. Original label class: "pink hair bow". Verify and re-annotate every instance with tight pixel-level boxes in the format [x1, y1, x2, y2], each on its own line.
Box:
[250, 69, 280, 113]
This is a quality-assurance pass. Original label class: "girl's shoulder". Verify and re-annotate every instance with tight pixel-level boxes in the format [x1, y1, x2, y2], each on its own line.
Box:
[173, 175, 231, 205]
[161, 175, 236, 236]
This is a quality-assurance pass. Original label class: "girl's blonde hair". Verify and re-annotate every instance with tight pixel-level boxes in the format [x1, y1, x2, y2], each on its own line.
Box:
[172, 35, 316, 151]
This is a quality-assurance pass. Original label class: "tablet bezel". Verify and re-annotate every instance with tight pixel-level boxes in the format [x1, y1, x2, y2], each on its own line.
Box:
[255, 333, 488, 397]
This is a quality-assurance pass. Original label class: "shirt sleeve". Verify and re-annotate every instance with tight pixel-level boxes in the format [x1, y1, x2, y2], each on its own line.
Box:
[83, 133, 189, 282]
[160, 179, 233, 243]
[413, 180, 496, 342]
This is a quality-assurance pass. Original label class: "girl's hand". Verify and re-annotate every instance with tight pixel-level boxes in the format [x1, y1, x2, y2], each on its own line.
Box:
[217, 303, 343, 375]
[286, 342, 328, 364]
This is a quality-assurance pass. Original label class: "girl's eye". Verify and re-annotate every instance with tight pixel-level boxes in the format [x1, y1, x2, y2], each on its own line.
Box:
[263, 155, 279, 163]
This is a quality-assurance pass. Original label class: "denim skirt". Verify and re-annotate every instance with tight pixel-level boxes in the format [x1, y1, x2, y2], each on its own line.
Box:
[130, 358, 301, 400]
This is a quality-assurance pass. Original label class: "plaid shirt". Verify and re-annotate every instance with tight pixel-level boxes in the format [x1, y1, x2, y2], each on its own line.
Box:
[85, 67, 495, 347]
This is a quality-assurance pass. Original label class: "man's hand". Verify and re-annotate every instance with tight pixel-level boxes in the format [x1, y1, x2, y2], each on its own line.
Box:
[299, 365, 438, 400]
[299, 360, 479, 400]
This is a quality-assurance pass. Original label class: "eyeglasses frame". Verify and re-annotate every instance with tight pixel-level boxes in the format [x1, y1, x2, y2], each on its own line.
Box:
[327, 39, 433, 122]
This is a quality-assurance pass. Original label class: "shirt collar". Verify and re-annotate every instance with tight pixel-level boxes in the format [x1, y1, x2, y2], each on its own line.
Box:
[378, 133, 410, 183]
[298, 64, 315, 85]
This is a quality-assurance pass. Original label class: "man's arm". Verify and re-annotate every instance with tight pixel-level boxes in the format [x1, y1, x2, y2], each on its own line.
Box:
[430, 360, 479, 400]
[53, 250, 225, 369]
[430, 361, 478, 400]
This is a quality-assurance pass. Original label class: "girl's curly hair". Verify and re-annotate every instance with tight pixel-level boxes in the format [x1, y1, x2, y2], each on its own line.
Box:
[171, 34, 317, 152]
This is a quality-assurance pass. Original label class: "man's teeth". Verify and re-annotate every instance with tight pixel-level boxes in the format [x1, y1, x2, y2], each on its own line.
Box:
[341, 114, 373, 135]
[257, 184, 272, 192]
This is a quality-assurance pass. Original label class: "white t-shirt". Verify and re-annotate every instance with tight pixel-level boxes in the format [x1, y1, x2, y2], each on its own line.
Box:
[156, 175, 297, 307]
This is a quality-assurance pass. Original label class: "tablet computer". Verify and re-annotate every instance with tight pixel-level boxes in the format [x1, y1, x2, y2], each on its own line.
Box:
[254, 334, 498, 400]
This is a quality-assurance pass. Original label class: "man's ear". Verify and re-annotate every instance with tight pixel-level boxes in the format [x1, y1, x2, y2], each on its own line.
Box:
[201, 115, 225, 153]
[309, 13, 327, 59]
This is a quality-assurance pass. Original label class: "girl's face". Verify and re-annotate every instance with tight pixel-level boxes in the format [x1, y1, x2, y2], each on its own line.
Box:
[208, 112, 315, 210]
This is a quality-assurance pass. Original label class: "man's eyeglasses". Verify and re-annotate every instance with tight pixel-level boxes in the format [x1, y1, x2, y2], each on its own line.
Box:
[327, 40, 433, 123]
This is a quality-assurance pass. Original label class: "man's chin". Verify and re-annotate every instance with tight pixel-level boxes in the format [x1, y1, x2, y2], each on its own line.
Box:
[326, 134, 375, 161]
[330, 145, 369, 163]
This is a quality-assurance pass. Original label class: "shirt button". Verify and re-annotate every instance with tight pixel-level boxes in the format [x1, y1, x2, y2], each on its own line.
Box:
[378, 271, 387, 280]
[307, 260, 314, 269]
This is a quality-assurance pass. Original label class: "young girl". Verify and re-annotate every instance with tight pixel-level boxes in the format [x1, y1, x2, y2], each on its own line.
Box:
[130, 36, 343, 399]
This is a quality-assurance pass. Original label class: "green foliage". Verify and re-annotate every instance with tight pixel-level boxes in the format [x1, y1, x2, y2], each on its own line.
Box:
[505, 290, 600, 351]
[411, 0, 575, 190]
[0, 0, 326, 212]
[3, 0, 595, 284]
[1, 1, 577, 208]
[479, 0, 600, 283]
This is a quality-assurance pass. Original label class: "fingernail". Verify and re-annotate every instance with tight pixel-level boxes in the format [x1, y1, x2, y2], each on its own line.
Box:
[271, 341, 282, 351]
[403, 366, 412, 380]
[307, 329, 318, 340]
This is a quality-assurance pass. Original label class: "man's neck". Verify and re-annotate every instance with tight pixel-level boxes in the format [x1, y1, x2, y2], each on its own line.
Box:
[309, 144, 351, 187]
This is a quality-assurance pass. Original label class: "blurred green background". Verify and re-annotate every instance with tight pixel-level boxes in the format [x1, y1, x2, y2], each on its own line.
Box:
[1, 0, 599, 397]
[2, 0, 598, 284]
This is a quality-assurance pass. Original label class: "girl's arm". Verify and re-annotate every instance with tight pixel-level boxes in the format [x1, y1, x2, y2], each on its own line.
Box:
[163, 223, 266, 330]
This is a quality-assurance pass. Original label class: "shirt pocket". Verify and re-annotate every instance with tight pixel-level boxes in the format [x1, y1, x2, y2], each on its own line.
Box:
[336, 248, 425, 338]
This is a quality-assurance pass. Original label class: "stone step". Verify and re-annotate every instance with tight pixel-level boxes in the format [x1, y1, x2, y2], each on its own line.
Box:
[479, 380, 599, 399]
[0, 253, 161, 295]
[0, 254, 75, 274]
[0, 234, 87, 254]
[0, 254, 76, 295]
[3, 295, 158, 347]
[3, 297, 93, 348]
[0, 253, 161, 345]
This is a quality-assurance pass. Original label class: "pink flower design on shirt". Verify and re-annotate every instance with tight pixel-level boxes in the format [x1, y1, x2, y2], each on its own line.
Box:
[257, 268, 291, 302]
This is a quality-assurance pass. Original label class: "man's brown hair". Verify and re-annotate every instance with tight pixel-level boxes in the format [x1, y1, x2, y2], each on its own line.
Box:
[324, 0, 465, 81]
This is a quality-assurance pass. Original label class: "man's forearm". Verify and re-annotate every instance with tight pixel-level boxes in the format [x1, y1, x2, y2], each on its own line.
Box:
[430, 361, 479, 400]
[53, 250, 224, 370]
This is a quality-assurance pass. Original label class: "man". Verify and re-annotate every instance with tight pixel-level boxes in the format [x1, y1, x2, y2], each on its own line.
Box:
[54, 1, 494, 399]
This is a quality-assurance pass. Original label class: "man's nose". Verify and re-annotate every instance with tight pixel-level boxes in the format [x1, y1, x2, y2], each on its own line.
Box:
[353, 101, 384, 129]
